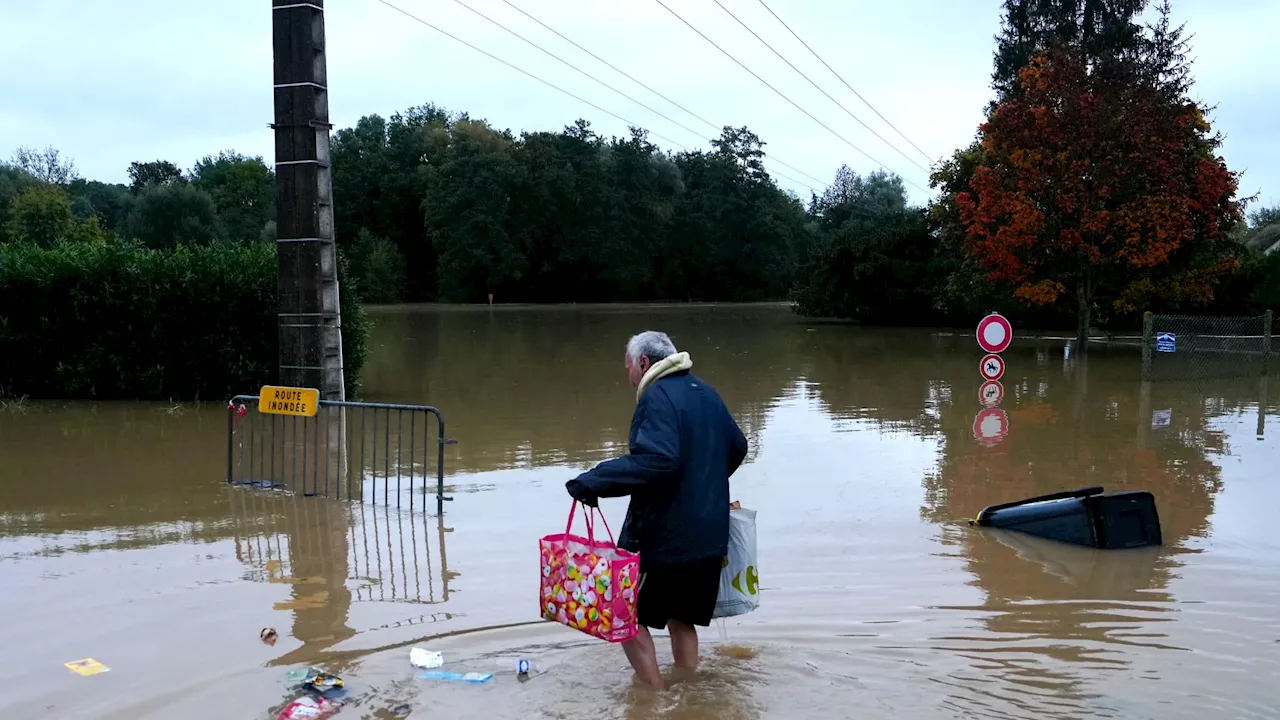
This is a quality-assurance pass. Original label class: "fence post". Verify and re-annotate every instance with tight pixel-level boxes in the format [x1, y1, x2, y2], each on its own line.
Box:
[1137, 380, 1152, 448]
[1264, 310, 1273, 376]
[1141, 312, 1154, 381]
[1260, 375, 1269, 439]
[226, 403, 235, 484]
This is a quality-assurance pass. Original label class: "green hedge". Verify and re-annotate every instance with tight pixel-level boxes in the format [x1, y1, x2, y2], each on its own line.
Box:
[0, 241, 368, 400]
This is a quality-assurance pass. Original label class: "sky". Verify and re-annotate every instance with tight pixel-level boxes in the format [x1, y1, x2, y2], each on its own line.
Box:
[1, 0, 1276, 209]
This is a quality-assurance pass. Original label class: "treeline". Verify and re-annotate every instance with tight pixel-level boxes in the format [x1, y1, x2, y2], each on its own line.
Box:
[332, 114, 805, 304]
[0, 147, 275, 250]
[328, 102, 1276, 328]
[0, 150, 366, 400]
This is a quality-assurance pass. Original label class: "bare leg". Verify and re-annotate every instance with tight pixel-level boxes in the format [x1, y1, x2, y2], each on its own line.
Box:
[622, 626, 665, 690]
[668, 620, 699, 669]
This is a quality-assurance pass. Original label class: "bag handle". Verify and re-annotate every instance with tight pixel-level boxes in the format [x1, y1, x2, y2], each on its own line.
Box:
[564, 501, 618, 546]
[565, 501, 594, 544]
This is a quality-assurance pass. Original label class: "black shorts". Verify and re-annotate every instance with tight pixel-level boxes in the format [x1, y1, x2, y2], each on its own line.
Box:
[637, 556, 723, 630]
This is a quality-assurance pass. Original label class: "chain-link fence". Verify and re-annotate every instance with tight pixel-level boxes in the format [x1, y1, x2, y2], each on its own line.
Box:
[1141, 311, 1274, 381]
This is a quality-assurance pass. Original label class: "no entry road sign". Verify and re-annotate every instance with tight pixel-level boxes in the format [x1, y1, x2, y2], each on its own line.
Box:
[976, 314, 1013, 354]
[980, 354, 1006, 381]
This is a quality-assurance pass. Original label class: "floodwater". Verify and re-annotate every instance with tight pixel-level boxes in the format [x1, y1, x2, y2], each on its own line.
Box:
[2, 303, 1279, 719]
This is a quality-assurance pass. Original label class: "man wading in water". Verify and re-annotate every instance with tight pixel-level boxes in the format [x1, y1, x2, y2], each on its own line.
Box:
[566, 331, 748, 689]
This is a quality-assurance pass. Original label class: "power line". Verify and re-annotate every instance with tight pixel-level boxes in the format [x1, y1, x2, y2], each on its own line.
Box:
[497, 0, 719, 134]
[497, 0, 826, 187]
[764, 155, 825, 187]
[446, 0, 711, 144]
[372, 0, 813, 191]
[768, 167, 820, 194]
[373, 0, 691, 151]
[710, 0, 928, 174]
[652, 0, 925, 192]
[754, 0, 934, 163]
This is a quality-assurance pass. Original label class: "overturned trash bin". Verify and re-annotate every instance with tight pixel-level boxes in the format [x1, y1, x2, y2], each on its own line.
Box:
[970, 486, 1162, 549]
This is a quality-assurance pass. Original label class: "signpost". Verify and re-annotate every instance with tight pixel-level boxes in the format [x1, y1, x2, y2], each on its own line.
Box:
[258, 385, 320, 417]
[973, 314, 1014, 446]
[979, 354, 1006, 381]
[979, 380, 1004, 407]
[1156, 332, 1176, 353]
[976, 313, 1013, 354]
[973, 408, 1009, 446]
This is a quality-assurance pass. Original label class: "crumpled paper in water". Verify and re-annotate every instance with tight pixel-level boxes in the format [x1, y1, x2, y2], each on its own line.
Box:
[409, 648, 444, 669]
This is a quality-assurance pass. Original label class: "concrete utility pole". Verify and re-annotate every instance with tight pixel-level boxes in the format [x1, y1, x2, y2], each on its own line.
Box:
[272, 0, 345, 400]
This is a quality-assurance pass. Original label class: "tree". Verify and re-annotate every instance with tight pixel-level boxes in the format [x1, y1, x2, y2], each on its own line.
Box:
[992, 0, 1148, 102]
[190, 151, 276, 242]
[0, 165, 39, 243]
[67, 180, 134, 236]
[428, 118, 523, 302]
[128, 160, 185, 193]
[5, 185, 75, 246]
[793, 168, 953, 324]
[663, 127, 805, 301]
[331, 106, 455, 300]
[346, 228, 407, 304]
[954, 44, 1242, 348]
[4, 185, 109, 246]
[10, 146, 79, 185]
[1242, 203, 1280, 253]
[935, 0, 1153, 324]
[1251, 205, 1280, 230]
[125, 183, 222, 248]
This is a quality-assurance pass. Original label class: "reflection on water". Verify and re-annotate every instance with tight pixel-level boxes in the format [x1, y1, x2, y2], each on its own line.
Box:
[1, 304, 1279, 718]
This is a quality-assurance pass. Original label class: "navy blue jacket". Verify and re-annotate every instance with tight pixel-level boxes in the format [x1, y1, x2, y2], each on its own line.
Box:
[567, 372, 748, 566]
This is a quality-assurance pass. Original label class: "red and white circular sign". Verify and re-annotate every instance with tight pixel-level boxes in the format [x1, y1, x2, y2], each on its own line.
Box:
[979, 379, 1004, 407]
[979, 353, 1006, 381]
[976, 313, 1013, 354]
[973, 408, 1009, 446]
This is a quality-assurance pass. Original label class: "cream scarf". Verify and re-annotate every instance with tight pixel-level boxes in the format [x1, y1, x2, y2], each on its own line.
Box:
[635, 351, 693, 401]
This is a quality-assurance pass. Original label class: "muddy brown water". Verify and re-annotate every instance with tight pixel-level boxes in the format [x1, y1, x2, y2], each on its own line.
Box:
[2, 304, 1278, 719]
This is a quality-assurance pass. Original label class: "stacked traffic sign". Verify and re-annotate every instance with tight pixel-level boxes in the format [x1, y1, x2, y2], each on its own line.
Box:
[974, 314, 1013, 446]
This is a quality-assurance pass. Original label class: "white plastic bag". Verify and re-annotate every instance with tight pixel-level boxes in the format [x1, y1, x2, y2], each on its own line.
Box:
[409, 648, 444, 668]
[713, 507, 759, 618]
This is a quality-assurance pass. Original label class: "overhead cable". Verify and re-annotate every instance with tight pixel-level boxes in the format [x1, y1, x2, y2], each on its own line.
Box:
[710, 0, 928, 173]
[652, 0, 925, 192]
[755, 0, 934, 162]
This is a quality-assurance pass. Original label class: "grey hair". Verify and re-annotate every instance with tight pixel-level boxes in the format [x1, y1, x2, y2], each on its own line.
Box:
[626, 331, 677, 365]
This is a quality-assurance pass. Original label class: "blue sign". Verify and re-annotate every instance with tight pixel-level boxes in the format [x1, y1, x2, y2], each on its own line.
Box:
[1156, 332, 1176, 353]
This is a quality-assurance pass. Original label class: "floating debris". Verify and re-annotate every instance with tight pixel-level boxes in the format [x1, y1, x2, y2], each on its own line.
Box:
[64, 658, 110, 677]
[277, 695, 342, 719]
[409, 648, 444, 669]
[419, 671, 493, 684]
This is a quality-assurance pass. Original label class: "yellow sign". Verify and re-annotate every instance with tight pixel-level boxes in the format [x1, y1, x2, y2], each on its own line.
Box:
[65, 658, 110, 676]
[258, 386, 320, 417]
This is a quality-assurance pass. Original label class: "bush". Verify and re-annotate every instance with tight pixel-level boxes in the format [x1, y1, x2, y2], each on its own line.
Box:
[0, 241, 369, 400]
[5, 185, 75, 246]
[346, 228, 407, 304]
[125, 184, 223, 249]
[336, 251, 370, 397]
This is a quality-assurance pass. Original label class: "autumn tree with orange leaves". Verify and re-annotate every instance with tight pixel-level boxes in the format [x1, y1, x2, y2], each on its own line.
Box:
[952, 39, 1243, 349]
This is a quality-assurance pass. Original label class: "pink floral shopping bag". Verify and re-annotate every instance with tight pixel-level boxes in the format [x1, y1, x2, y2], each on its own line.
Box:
[539, 502, 640, 643]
